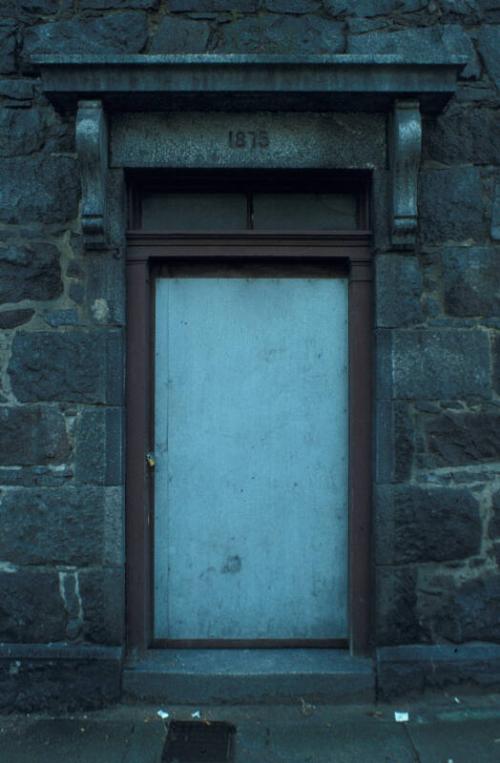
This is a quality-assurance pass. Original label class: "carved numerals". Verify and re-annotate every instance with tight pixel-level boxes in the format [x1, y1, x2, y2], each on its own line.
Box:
[391, 100, 422, 250]
[76, 100, 108, 250]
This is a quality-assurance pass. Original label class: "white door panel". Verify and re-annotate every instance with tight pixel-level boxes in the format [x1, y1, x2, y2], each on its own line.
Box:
[154, 276, 348, 640]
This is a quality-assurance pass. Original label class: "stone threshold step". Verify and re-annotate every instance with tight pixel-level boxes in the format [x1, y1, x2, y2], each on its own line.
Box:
[123, 649, 375, 705]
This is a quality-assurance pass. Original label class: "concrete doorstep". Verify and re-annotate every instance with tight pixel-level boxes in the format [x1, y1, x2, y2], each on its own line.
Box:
[2, 697, 500, 763]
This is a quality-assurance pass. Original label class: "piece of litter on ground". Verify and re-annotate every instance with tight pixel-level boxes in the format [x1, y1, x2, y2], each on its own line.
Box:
[191, 710, 201, 719]
[448, 759, 454, 763]
[454, 697, 461, 704]
[300, 698, 316, 717]
[157, 710, 170, 720]
[394, 711, 409, 722]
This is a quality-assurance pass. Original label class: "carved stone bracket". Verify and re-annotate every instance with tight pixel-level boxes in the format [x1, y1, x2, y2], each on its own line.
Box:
[76, 100, 108, 250]
[391, 100, 422, 250]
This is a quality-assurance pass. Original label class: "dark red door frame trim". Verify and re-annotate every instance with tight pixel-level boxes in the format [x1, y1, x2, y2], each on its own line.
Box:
[125, 231, 373, 656]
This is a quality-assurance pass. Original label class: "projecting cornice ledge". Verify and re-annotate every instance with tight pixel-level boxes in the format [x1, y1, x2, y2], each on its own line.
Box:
[35, 54, 466, 114]
[34, 55, 466, 251]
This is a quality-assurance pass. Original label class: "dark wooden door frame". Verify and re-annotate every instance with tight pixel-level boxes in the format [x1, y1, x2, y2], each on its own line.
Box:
[126, 231, 373, 656]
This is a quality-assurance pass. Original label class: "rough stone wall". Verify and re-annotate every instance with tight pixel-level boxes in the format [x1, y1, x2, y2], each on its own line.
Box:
[0, 2, 126, 648]
[0, 0, 499, 656]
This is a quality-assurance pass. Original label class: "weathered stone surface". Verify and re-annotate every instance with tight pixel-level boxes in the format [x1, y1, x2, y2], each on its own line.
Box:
[478, 0, 500, 21]
[348, 17, 391, 33]
[424, 107, 500, 165]
[75, 408, 123, 486]
[492, 541, 500, 566]
[0, 487, 110, 565]
[376, 401, 415, 483]
[376, 485, 481, 564]
[170, 0, 257, 8]
[442, 247, 500, 317]
[0, 155, 79, 225]
[494, 335, 500, 397]
[218, 15, 344, 54]
[419, 167, 487, 245]
[0, 405, 69, 466]
[264, 0, 319, 12]
[375, 328, 394, 402]
[349, 25, 479, 79]
[0, 79, 34, 102]
[0, 645, 122, 712]
[80, 0, 157, 7]
[79, 568, 124, 645]
[0, 108, 44, 158]
[43, 308, 79, 327]
[102, 487, 124, 566]
[439, 0, 481, 16]
[375, 255, 422, 328]
[69, 283, 85, 305]
[488, 490, 500, 539]
[0, 22, 16, 75]
[42, 106, 74, 155]
[376, 566, 420, 645]
[23, 12, 148, 58]
[392, 403, 415, 482]
[456, 81, 497, 103]
[8, 330, 123, 404]
[19, 0, 59, 13]
[492, 181, 500, 241]
[0, 309, 34, 329]
[0, 241, 62, 304]
[377, 643, 500, 700]
[151, 17, 210, 55]
[0, 465, 73, 487]
[0, 570, 66, 643]
[419, 573, 500, 644]
[112, 111, 386, 171]
[478, 27, 500, 87]
[326, 0, 425, 14]
[59, 570, 83, 640]
[86, 253, 126, 327]
[422, 411, 500, 468]
[393, 329, 490, 399]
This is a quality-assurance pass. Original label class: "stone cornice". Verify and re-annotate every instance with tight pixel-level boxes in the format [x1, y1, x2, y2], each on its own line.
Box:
[34, 54, 466, 113]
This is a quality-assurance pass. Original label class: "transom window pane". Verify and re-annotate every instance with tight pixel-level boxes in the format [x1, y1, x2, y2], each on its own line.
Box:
[252, 193, 357, 230]
[142, 192, 248, 231]
[140, 191, 359, 231]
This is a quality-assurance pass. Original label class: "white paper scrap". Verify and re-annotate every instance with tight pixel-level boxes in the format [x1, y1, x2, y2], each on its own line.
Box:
[394, 711, 409, 722]
[157, 710, 170, 720]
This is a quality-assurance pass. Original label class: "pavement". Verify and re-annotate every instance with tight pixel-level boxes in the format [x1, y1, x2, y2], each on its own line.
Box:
[2, 695, 500, 762]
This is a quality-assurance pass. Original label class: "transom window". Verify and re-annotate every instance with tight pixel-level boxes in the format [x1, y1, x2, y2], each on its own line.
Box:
[128, 171, 369, 232]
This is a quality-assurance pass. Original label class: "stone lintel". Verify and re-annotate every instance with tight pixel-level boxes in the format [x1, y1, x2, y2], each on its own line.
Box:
[111, 112, 386, 170]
